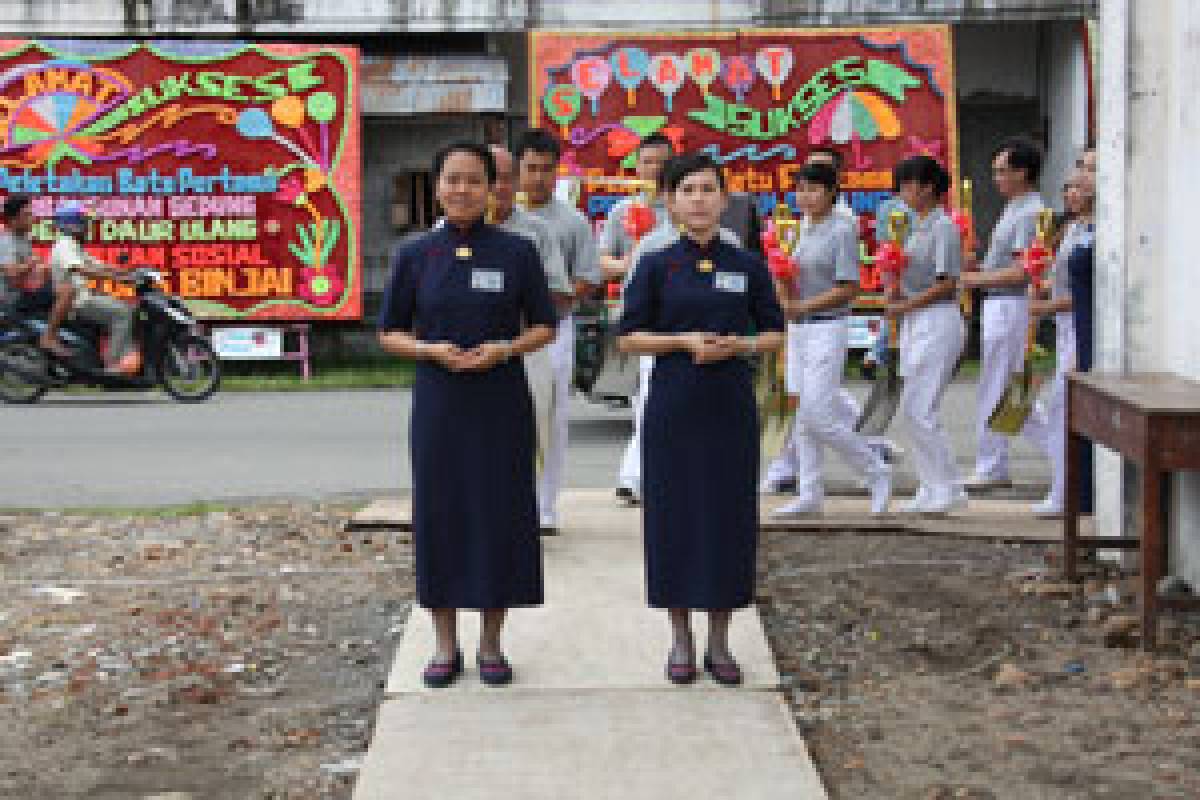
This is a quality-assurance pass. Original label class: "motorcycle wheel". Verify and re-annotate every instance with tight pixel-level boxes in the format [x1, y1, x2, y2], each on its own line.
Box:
[0, 342, 49, 404]
[157, 334, 221, 403]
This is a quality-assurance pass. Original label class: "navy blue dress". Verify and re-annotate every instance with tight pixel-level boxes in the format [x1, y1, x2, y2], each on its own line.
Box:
[1067, 226, 1095, 514]
[618, 236, 785, 610]
[379, 221, 558, 610]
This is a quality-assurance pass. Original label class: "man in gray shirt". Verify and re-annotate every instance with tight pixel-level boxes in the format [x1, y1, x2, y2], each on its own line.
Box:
[596, 133, 674, 285]
[960, 137, 1047, 488]
[0, 194, 75, 358]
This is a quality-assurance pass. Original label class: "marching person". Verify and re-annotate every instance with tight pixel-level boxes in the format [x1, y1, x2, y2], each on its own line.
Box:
[761, 147, 898, 494]
[772, 161, 893, 517]
[617, 153, 785, 686]
[487, 144, 574, 535]
[959, 137, 1047, 489]
[1024, 158, 1096, 516]
[598, 133, 674, 504]
[378, 142, 558, 688]
[515, 130, 605, 532]
[884, 156, 969, 513]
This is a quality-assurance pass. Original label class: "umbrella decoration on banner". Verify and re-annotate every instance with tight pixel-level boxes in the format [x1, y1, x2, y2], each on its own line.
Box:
[721, 55, 756, 104]
[686, 48, 721, 99]
[648, 53, 686, 113]
[755, 46, 794, 101]
[808, 89, 903, 145]
[543, 84, 582, 139]
[610, 47, 650, 109]
[571, 56, 612, 117]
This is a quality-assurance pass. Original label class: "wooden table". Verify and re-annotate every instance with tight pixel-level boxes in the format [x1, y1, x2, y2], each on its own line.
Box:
[1065, 372, 1200, 649]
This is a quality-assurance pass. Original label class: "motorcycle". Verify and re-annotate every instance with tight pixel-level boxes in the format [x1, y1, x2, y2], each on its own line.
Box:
[0, 267, 221, 404]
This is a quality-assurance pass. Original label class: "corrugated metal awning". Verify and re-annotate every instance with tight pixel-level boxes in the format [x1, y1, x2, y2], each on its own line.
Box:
[362, 55, 508, 115]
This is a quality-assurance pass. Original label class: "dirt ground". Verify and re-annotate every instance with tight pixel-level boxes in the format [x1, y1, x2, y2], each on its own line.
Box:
[758, 529, 1200, 800]
[0, 505, 413, 799]
[1, 506, 1198, 799]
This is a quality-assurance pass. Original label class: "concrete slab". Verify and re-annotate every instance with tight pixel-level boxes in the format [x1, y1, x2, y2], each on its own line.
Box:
[350, 489, 1080, 543]
[386, 534, 780, 695]
[353, 690, 828, 800]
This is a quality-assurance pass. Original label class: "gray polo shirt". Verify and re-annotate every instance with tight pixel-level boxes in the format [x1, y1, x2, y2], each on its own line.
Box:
[981, 191, 1045, 296]
[525, 196, 602, 287]
[900, 207, 961, 300]
[0, 229, 34, 311]
[597, 196, 670, 262]
[496, 207, 571, 296]
[790, 213, 860, 315]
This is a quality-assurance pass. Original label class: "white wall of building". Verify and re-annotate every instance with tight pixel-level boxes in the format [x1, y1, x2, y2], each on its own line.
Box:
[1096, 0, 1200, 586]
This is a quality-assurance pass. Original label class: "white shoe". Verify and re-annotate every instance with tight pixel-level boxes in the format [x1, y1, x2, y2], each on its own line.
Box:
[759, 476, 796, 495]
[868, 469, 892, 515]
[872, 440, 904, 465]
[899, 486, 933, 514]
[959, 473, 1012, 490]
[771, 496, 823, 517]
[1031, 498, 1063, 518]
[923, 487, 968, 515]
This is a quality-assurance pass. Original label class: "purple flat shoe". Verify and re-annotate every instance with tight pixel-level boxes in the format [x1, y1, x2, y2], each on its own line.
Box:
[703, 653, 743, 687]
[478, 654, 513, 687]
[422, 650, 463, 689]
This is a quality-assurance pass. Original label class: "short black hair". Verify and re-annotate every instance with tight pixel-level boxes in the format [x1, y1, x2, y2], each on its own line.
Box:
[432, 141, 497, 185]
[796, 162, 839, 193]
[806, 146, 844, 172]
[663, 153, 725, 194]
[2, 194, 31, 221]
[514, 128, 561, 163]
[639, 133, 674, 153]
[893, 155, 951, 199]
[992, 136, 1043, 183]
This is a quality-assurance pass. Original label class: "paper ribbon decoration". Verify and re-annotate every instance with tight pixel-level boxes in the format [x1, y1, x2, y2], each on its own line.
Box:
[648, 53, 686, 113]
[611, 47, 650, 108]
[875, 210, 909, 280]
[686, 48, 722, 98]
[808, 89, 902, 145]
[543, 84, 582, 139]
[721, 55, 756, 104]
[755, 46, 794, 102]
[571, 57, 613, 117]
[1022, 209, 1057, 281]
[622, 201, 658, 241]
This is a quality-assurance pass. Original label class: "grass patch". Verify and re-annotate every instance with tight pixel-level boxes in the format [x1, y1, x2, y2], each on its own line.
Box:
[220, 358, 415, 392]
[0, 500, 240, 518]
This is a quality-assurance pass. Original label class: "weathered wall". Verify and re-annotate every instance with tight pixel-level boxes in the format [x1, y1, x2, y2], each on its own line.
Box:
[1095, 0, 1200, 586]
[760, 0, 1095, 25]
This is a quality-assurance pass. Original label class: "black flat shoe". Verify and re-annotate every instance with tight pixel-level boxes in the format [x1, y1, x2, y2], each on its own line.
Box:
[422, 650, 463, 689]
[478, 654, 513, 687]
[703, 653, 743, 687]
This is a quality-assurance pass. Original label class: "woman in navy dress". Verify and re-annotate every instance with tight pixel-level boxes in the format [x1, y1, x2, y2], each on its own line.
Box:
[617, 154, 785, 686]
[378, 142, 558, 688]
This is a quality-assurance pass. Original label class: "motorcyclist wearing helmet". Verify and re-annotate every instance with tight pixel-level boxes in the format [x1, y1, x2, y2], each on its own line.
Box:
[49, 203, 138, 374]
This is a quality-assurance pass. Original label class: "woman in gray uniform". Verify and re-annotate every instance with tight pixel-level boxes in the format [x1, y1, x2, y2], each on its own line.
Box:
[773, 162, 892, 517]
[885, 156, 968, 513]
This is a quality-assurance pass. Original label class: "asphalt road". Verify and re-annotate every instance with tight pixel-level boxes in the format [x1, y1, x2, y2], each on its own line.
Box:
[0, 383, 1048, 508]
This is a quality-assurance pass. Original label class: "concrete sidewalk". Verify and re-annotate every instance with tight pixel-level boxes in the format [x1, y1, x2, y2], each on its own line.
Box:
[353, 490, 829, 800]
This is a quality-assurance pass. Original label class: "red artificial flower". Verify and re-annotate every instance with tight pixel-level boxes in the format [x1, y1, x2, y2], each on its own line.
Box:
[298, 268, 345, 307]
[275, 174, 306, 206]
[623, 202, 657, 241]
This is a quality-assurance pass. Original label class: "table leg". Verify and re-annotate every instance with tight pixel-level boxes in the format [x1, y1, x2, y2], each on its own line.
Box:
[1141, 462, 1164, 650]
[1064, 430, 1083, 581]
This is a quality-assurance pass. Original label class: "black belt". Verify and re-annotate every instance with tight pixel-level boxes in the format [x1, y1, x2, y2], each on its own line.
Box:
[791, 312, 847, 324]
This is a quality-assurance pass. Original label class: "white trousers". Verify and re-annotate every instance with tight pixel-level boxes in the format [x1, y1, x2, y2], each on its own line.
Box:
[898, 303, 966, 497]
[763, 391, 862, 484]
[536, 315, 575, 522]
[1021, 313, 1075, 505]
[780, 319, 886, 502]
[974, 293, 1030, 480]
[617, 355, 655, 492]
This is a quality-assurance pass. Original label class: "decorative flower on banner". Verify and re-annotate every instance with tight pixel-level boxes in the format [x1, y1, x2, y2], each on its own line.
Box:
[297, 268, 345, 307]
[275, 174, 307, 206]
[610, 47, 650, 108]
[571, 57, 612, 117]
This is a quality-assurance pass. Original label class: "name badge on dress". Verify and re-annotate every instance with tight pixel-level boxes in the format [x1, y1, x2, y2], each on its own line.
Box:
[713, 271, 747, 293]
[471, 269, 505, 292]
